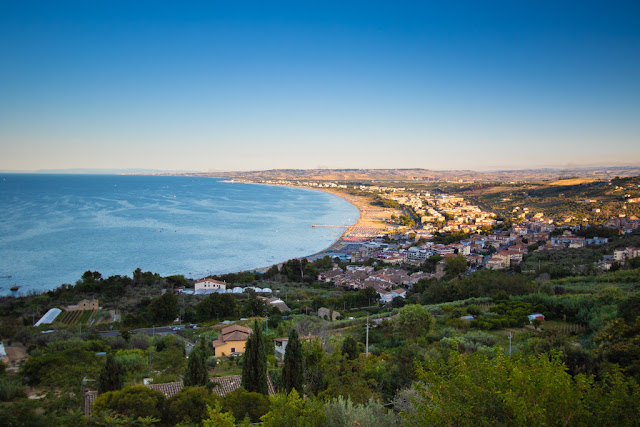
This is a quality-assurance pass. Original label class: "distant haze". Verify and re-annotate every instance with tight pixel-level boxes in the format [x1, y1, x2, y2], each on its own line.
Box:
[1, 2, 639, 171]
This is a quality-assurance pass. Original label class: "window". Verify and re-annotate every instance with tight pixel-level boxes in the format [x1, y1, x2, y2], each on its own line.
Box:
[231, 348, 235, 353]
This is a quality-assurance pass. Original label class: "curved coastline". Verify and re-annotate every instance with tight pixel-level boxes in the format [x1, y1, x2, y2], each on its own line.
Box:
[220, 179, 386, 272]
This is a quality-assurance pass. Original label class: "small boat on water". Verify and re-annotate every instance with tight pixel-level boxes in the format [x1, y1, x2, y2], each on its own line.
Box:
[10, 286, 19, 291]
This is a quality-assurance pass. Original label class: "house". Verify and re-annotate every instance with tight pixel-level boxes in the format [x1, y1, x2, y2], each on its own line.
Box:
[377, 289, 393, 303]
[195, 278, 227, 293]
[318, 307, 340, 321]
[257, 296, 291, 313]
[391, 288, 406, 299]
[274, 337, 288, 361]
[318, 268, 344, 283]
[527, 313, 545, 323]
[67, 299, 99, 312]
[212, 325, 252, 357]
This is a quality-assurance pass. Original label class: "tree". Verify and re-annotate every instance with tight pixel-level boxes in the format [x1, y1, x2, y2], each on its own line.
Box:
[303, 338, 326, 396]
[202, 401, 236, 427]
[98, 353, 124, 393]
[242, 320, 268, 395]
[445, 255, 468, 276]
[341, 335, 358, 360]
[184, 337, 209, 387]
[531, 318, 542, 330]
[394, 304, 434, 341]
[147, 292, 178, 324]
[404, 350, 640, 426]
[319, 352, 378, 404]
[282, 329, 304, 394]
[165, 386, 220, 426]
[196, 293, 237, 322]
[222, 388, 271, 423]
[261, 389, 326, 427]
[92, 385, 165, 420]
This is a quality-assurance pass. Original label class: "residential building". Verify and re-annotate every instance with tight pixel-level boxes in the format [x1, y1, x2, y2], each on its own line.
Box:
[274, 338, 288, 361]
[195, 278, 227, 293]
[212, 325, 252, 357]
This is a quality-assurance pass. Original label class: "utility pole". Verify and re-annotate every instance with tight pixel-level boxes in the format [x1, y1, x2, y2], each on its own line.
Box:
[365, 315, 370, 358]
[508, 332, 512, 357]
[265, 312, 269, 335]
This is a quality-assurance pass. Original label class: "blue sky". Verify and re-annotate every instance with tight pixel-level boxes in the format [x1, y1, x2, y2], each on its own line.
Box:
[1, 1, 639, 171]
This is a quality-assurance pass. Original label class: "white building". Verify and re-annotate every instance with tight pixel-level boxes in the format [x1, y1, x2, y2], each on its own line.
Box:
[194, 278, 226, 292]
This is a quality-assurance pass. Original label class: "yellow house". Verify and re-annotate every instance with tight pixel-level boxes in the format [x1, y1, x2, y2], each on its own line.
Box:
[212, 325, 252, 357]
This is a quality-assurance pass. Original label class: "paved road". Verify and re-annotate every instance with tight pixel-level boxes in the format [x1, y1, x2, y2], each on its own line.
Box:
[99, 324, 188, 338]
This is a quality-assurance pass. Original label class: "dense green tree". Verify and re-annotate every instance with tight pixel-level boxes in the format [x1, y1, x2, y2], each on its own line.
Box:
[405, 350, 640, 426]
[595, 317, 640, 381]
[242, 294, 268, 317]
[196, 293, 237, 322]
[444, 255, 468, 276]
[303, 338, 326, 396]
[97, 353, 124, 393]
[617, 293, 640, 324]
[202, 401, 236, 427]
[92, 385, 165, 420]
[184, 337, 210, 387]
[222, 388, 271, 423]
[165, 386, 220, 426]
[341, 335, 358, 360]
[282, 329, 304, 393]
[147, 292, 178, 324]
[394, 304, 434, 341]
[319, 352, 379, 404]
[242, 320, 268, 395]
[261, 389, 326, 427]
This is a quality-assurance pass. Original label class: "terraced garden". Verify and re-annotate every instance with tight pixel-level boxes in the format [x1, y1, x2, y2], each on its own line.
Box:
[57, 309, 97, 326]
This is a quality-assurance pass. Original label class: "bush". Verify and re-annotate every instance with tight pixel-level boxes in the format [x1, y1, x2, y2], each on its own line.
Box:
[0, 378, 26, 401]
[165, 386, 220, 425]
[324, 396, 401, 427]
[92, 385, 165, 420]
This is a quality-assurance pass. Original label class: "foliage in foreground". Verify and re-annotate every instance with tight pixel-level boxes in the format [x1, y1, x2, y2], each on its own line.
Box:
[407, 349, 640, 426]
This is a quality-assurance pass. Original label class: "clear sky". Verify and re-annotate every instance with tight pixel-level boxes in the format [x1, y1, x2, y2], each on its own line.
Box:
[1, 1, 639, 172]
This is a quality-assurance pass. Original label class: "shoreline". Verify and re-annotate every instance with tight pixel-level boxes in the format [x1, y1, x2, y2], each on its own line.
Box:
[222, 179, 392, 271]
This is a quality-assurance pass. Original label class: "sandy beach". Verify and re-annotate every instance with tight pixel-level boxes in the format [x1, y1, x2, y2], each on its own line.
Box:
[222, 179, 396, 271]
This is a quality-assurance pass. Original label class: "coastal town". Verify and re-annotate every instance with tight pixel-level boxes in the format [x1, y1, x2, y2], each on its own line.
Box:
[228, 177, 640, 293]
[2, 174, 640, 425]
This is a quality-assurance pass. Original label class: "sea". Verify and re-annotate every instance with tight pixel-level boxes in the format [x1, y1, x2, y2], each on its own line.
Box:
[0, 174, 359, 295]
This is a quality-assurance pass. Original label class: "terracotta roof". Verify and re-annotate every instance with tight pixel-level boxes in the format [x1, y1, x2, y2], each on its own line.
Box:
[211, 374, 276, 397]
[196, 278, 226, 284]
[211, 339, 226, 348]
[221, 325, 252, 336]
[219, 331, 250, 342]
[147, 381, 184, 398]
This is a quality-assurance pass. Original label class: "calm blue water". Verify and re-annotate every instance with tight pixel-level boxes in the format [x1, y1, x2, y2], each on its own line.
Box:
[0, 174, 359, 295]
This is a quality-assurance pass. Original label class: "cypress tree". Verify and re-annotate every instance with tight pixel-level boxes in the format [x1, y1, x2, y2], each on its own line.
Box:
[185, 337, 209, 386]
[282, 328, 304, 394]
[98, 352, 123, 393]
[241, 320, 268, 395]
[341, 335, 358, 360]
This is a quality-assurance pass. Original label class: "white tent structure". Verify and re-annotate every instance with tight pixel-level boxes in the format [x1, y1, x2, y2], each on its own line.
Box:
[35, 308, 62, 326]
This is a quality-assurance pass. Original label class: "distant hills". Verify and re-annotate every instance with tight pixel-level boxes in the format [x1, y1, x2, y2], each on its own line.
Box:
[188, 166, 640, 183]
